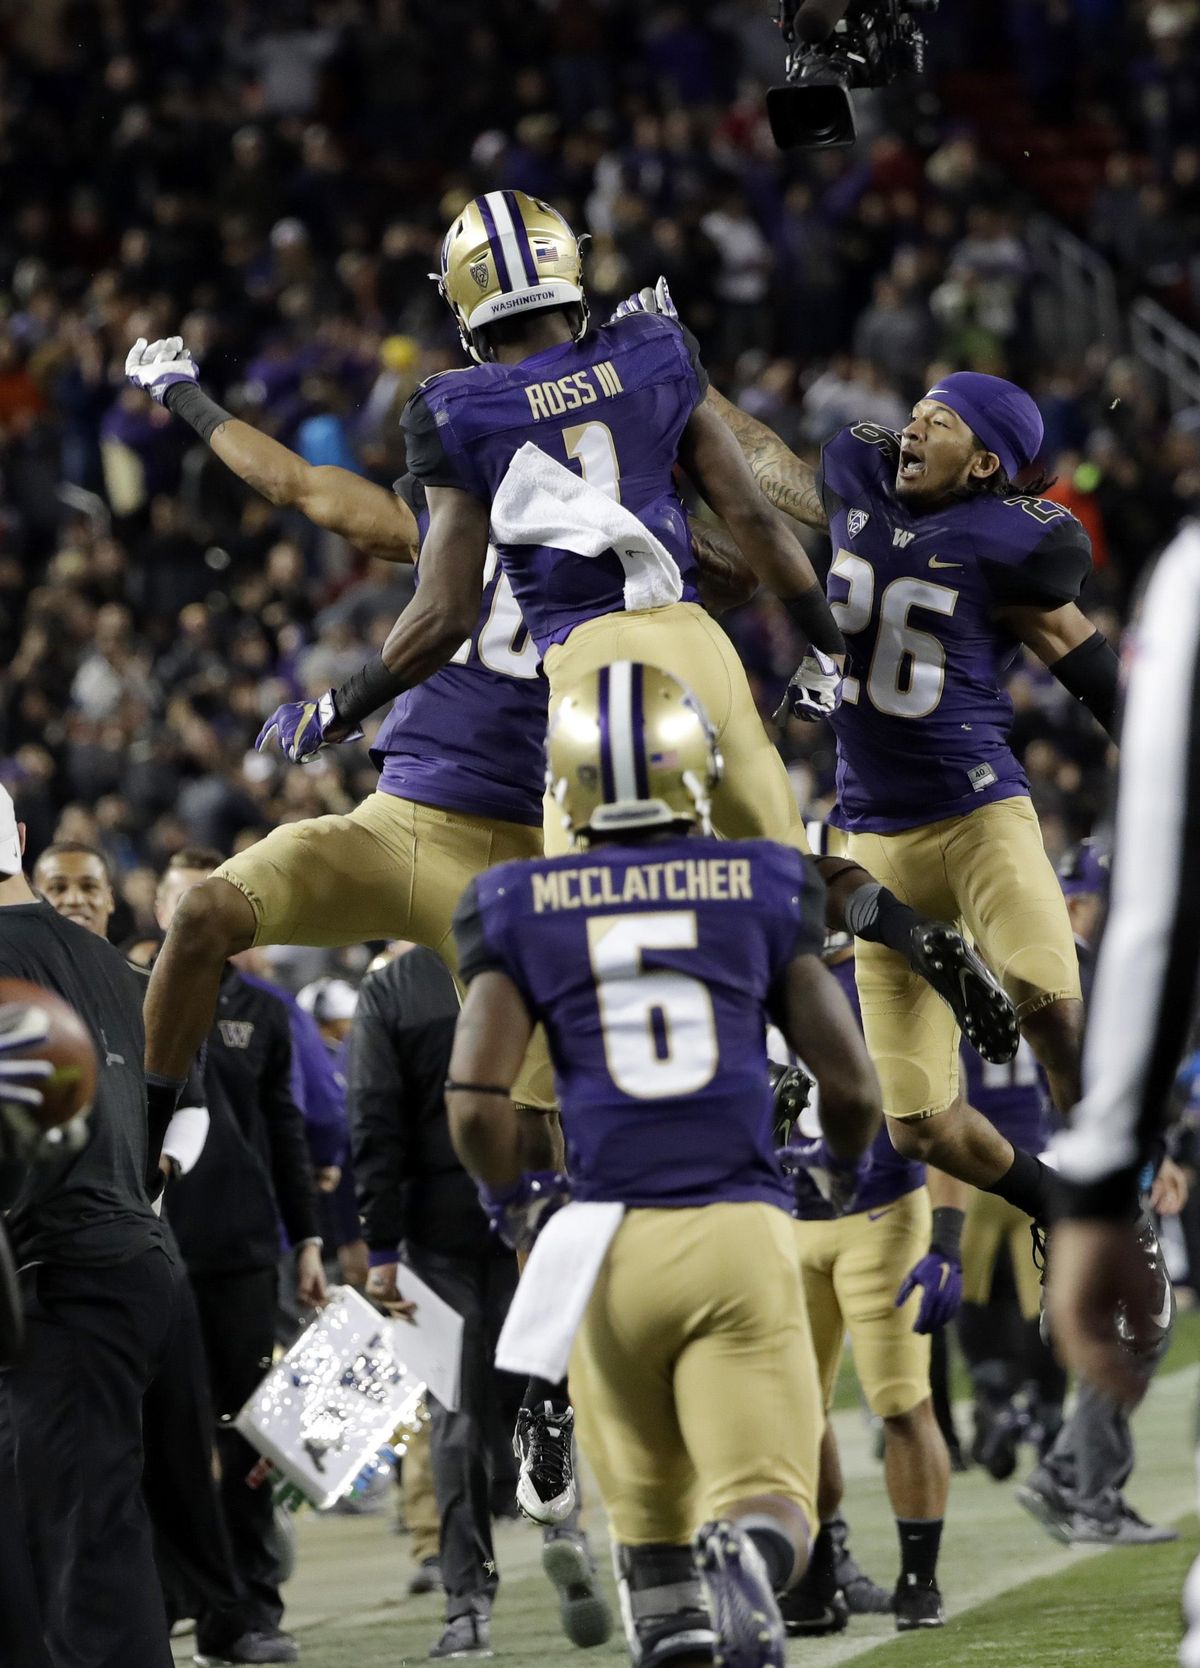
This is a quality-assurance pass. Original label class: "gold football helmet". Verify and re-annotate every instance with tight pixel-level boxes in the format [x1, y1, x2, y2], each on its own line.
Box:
[546, 661, 723, 843]
[435, 190, 588, 364]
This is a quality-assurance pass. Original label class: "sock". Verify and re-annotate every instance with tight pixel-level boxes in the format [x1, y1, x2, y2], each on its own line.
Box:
[523, 1375, 570, 1417]
[738, 1516, 796, 1595]
[843, 881, 922, 958]
[896, 1518, 942, 1586]
[806, 1522, 837, 1590]
[984, 1147, 1056, 1222]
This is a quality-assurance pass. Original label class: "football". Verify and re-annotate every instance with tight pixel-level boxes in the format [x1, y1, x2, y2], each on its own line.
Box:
[0, 979, 98, 1130]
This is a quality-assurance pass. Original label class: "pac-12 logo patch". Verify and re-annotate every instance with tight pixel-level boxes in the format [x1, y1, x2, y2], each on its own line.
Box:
[469, 260, 489, 289]
[847, 509, 870, 538]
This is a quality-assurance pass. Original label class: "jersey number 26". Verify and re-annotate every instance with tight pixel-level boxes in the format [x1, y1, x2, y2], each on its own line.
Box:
[830, 549, 959, 719]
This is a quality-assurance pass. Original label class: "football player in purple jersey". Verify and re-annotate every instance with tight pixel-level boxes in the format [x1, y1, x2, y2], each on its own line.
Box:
[243, 190, 1017, 1070]
[446, 660, 882, 1668]
[617, 285, 1116, 1238]
[780, 830, 954, 1635]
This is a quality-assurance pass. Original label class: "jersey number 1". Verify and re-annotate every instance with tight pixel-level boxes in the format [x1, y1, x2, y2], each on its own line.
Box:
[563, 422, 622, 502]
[586, 911, 717, 1099]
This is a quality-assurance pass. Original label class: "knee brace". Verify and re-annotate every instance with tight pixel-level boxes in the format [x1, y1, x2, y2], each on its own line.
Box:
[613, 1543, 714, 1668]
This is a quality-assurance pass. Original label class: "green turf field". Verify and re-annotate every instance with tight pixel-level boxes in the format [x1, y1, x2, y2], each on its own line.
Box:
[175, 1315, 1199, 1668]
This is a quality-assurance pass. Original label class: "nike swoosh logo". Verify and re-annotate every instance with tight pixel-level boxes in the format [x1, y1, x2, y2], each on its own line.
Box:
[1153, 1289, 1173, 1329]
[867, 1207, 895, 1221]
[928, 556, 962, 569]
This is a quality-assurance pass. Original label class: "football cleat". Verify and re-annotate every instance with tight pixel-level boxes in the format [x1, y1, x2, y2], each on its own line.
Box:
[1116, 1211, 1175, 1363]
[542, 1529, 614, 1648]
[907, 924, 1018, 1065]
[1015, 1472, 1075, 1545]
[693, 1522, 786, 1668]
[514, 1403, 577, 1525]
[827, 1515, 893, 1615]
[777, 1578, 848, 1637]
[427, 1614, 493, 1660]
[1066, 1500, 1179, 1546]
[970, 1397, 1025, 1482]
[893, 1575, 945, 1631]
[193, 1630, 299, 1666]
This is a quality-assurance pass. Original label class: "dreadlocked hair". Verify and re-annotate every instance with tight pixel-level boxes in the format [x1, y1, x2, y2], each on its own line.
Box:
[966, 456, 1058, 500]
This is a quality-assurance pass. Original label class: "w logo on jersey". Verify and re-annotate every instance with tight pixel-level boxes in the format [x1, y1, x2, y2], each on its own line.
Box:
[218, 1020, 255, 1049]
[847, 509, 870, 538]
[892, 529, 916, 548]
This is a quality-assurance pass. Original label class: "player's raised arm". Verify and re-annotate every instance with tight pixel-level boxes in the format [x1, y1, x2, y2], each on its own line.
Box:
[126, 336, 418, 562]
[677, 396, 844, 658]
[994, 598, 1121, 740]
[704, 386, 829, 532]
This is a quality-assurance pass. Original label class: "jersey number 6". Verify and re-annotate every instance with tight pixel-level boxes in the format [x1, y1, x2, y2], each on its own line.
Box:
[830, 550, 959, 720]
[586, 911, 718, 1099]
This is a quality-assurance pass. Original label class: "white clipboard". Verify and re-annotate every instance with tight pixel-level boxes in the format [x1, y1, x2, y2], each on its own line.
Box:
[391, 1262, 466, 1412]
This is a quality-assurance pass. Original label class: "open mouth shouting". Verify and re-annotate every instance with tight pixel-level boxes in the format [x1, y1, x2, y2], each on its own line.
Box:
[898, 443, 925, 483]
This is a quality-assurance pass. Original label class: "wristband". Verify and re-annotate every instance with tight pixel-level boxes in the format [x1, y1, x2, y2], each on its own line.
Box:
[930, 1205, 964, 1262]
[1050, 630, 1119, 738]
[783, 588, 846, 658]
[333, 655, 406, 729]
[445, 1080, 512, 1096]
[163, 381, 234, 444]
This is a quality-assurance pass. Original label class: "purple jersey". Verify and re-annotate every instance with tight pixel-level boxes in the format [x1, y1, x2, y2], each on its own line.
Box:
[454, 836, 826, 1209]
[372, 476, 548, 827]
[791, 955, 925, 1219]
[960, 1037, 1050, 1153]
[401, 313, 706, 655]
[819, 424, 1093, 832]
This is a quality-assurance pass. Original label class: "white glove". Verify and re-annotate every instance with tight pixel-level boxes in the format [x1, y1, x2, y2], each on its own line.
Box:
[125, 335, 200, 404]
[775, 650, 844, 724]
[608, 275, 678, 324]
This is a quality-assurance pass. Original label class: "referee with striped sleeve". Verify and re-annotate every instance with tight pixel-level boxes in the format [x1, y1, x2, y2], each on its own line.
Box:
[1046, 522, 1200, 1658]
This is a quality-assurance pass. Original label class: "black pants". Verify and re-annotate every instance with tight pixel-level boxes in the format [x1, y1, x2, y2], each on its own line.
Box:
[143, 1263, 251, 1653]
[0, 1244, 177, 1668]
[190, 1265, 282, 1632]
[406, 1245, 522, 1620]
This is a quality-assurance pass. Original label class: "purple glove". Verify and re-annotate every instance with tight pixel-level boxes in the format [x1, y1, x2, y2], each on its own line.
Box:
[607, 275, 678, 325]
[896, 1250, 963, 1335]
[255, 692, 363, 765]
[125, 336, 200, 404]
[778, 1137, 872, 1216]
[478, 1170, 571, 1253]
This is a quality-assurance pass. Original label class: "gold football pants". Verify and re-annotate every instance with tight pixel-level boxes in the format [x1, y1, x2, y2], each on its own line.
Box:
[568, 1203, 821, 1546]
[794, 1187, 933, 1419]
[961, 1188, 1042, 1321]
[213, 790, 554, 1106]
[542, 602, 811, 858]
[845, 797, 1081, 1119]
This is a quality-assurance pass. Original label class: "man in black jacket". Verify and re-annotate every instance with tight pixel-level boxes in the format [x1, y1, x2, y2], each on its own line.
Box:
[351, 943, 611, 1662]
[0, 795, 177, 1668]
[155, 848, 326, 1663]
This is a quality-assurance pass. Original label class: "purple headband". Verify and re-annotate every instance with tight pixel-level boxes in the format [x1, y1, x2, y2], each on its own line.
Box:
[924, 371, 1044, 479]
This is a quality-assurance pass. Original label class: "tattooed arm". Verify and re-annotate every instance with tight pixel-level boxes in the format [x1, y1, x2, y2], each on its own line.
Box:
[705, 386, 829, 531]
[688, 514, 760, 614]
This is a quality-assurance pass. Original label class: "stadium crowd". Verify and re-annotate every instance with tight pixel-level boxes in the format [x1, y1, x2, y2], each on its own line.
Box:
[0, 0, 1197, 943]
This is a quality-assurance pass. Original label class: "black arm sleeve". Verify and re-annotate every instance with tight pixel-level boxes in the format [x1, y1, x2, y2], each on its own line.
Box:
[401, 388, 470, 489]
[259, 1002, 321, 1245]
[1050, 630, 1120, 739]
[348, 974, 413, 1254]
[784, 590, 846, 658]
